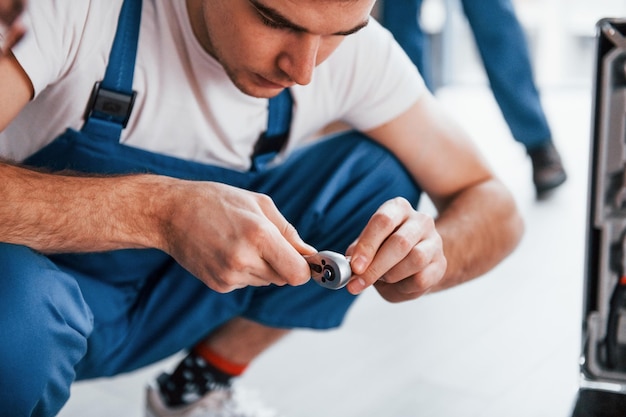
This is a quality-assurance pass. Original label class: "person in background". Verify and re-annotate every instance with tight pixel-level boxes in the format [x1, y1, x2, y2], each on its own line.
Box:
[0, 0, 524, 416]
[380, 0, 568, 197]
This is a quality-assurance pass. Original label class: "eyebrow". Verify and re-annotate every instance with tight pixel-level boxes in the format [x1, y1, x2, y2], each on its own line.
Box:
[249, 0, 370, 36]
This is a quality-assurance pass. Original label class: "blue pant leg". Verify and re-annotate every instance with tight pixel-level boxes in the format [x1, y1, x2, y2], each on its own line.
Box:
[380, 0, 433, 89]
[71, 256, 255, 379]
[0, 243, 93, 417]
[461, 0, 551, 149]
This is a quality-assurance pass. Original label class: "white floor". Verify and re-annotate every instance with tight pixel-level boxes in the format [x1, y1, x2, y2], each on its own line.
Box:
[57, 82, 593, 417]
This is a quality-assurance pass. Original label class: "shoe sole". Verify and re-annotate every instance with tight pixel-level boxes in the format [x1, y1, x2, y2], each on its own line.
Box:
[535, 173, 567, 196]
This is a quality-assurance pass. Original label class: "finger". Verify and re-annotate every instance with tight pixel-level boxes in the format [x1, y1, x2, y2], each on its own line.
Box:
[205, 259, 290, 293]
[198, 242, 291, 290]
[378, 237, 439, 284]
[254, 196, 313, 286]
[374, 261, 444, 302]
[257, 193, 316, 254]
[371, 280, 422, 303]
[347, 212, 425, 294]
[349, 198, 413, 275]
[235, 255, 293, 287]
[253, 258, 305, 287]
[205, 274, 263, 293]
[260, 232, 311, 286]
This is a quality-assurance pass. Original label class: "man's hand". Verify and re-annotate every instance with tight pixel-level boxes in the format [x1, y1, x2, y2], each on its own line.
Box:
[0, 0, 26, 56]
[345, 197, 447, 303]
[0, 164, 316, 294]
[357, 91, 524, 302]
[161, 181, 317, 293]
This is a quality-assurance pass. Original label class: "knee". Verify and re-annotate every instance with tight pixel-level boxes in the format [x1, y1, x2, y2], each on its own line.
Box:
[0, 243, 93, 417]
[348, 134, 422, 204]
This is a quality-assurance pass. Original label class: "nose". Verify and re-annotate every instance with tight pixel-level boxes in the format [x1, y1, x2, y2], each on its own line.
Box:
[277, 33, 320, 86]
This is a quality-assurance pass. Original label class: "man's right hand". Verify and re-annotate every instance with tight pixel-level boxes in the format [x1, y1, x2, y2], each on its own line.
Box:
[0, 163, 315, 293]
[159, 180, 317, 292]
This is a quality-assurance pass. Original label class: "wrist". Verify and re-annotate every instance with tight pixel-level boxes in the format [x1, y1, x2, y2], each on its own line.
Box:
[126, 174, 180, 252]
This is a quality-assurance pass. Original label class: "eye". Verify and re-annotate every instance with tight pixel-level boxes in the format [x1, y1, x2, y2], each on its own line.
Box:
[258, 13, 289, 31]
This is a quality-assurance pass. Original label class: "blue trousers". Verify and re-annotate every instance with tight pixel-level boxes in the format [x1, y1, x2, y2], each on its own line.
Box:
[380, 0, 552, 150]
[0, 129, 421, 417]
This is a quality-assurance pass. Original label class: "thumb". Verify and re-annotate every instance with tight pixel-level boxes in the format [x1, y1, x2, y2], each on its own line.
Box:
[282, 221, 317, 255]
[258, 195, 317, 255]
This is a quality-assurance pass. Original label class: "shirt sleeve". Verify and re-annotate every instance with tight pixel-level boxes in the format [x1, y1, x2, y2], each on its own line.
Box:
[326, 18, 426, 132]
[11, 0, 100, 97]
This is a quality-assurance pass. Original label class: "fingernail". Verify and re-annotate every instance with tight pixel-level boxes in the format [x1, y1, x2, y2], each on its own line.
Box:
[350, 256, 367, 274]
[349, 277, 367, 294]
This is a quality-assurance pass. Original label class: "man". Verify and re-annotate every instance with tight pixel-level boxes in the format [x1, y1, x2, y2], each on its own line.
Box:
[0, 0, 524, 416]
[380, 0, 568, 197]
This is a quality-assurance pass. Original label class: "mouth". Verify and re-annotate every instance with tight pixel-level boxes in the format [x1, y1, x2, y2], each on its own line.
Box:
[253, 73, 293, 90]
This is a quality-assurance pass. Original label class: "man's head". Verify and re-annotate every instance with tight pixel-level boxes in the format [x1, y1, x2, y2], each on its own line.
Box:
[187, 0, 375, 98]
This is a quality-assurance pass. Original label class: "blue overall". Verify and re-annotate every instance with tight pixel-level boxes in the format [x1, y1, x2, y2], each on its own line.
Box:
[380, 0, 553, 150]
[0, 1, 422, 416]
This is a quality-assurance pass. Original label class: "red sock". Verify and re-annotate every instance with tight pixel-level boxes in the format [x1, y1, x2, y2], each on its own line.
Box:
[193, 343, 248, 377]
[157, 343, 250, 407]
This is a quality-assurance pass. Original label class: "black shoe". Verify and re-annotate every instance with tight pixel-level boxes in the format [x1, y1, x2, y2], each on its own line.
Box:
[528, 141, 567, 196]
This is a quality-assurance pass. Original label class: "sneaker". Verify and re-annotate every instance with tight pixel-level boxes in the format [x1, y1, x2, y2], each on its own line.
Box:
[527, 141, 567, 195]
[145, 381, 281, 417]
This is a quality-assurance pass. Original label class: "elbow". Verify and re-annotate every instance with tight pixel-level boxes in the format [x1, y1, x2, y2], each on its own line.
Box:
[497, 184, 525, 258]
[507, 203, 525, 255]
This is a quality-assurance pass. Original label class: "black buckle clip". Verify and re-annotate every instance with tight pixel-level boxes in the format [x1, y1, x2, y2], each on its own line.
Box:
[84, 81, 136, 128]
[251, 132, 289, 159]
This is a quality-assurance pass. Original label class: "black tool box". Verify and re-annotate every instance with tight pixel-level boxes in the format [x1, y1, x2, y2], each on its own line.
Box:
[572, 18, 626, 417]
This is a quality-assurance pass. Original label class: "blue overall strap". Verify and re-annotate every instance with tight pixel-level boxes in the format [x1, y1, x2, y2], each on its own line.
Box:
[82, 0, 142, 141]
[251, 88, 293, 171]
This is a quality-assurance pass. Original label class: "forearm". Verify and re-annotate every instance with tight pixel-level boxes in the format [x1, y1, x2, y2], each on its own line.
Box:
[432, 178, 524, 291]
[0, 162, 171, 253]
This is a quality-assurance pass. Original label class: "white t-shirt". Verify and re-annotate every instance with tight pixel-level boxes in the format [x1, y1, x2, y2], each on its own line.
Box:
[1, 0, 425, 170]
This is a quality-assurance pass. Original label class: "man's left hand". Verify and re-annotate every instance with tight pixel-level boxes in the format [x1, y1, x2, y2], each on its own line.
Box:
[345, 197, 447, 302]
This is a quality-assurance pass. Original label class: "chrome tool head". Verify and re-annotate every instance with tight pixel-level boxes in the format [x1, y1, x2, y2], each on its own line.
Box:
[305, 250, 352, 290]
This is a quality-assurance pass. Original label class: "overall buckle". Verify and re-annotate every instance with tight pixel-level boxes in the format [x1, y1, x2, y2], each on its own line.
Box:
[84, 81, 136, 127]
